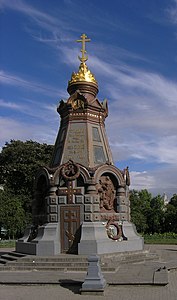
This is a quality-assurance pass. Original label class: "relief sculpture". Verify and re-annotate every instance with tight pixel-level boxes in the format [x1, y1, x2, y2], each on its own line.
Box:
[97, 176, 116, 212]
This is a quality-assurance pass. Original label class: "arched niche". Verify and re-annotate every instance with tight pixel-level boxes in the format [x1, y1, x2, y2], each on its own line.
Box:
[33, 169, 50, 225]
[93, 165, 126, 213]
[94, 164, 125, 187]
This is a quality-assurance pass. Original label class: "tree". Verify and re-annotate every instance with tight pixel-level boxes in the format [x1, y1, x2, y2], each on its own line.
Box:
[0, 140, 53, 208]
[148, 195, 165, 234]
[130, 189, 152, 233]
[163, 194, 177, 233]
[0, 189, 26, 239]
[169, 194, 177, 208]
[0, 140, 53, 197]
[130, 189, 166, 234]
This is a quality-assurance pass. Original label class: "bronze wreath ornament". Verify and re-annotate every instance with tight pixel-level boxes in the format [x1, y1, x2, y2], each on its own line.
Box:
[106, 220, 122, 240]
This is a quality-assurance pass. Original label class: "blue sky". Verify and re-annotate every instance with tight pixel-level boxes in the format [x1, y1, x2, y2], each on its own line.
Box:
[0, 0, 177, 197]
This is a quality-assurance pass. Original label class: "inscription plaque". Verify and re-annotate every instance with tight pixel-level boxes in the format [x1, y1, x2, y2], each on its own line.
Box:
[63, 123, 88, 165]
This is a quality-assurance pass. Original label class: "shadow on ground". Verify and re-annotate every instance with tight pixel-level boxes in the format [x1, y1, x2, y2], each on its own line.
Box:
[59, 279, 82, 294]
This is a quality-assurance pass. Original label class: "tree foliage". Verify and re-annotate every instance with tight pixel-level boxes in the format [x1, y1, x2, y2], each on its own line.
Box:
[130, 189, 165, 234]
[130, 189, 152, 233]
[0, 189, 26, 239]
[148, 195, 164, 234]
[0, 140, 54, 238]
[163, 194, 177, 233]
[0, 140, 53, 197]
[130, 189, 177, 234]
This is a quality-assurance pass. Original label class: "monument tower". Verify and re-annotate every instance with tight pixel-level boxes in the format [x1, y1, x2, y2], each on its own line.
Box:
[16, 34, 143, 255]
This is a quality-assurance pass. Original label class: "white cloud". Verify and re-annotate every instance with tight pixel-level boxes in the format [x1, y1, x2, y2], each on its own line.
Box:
[77, 55, 177, 168]
[130, 171, 156, 190]
[0, 117, 56, 148]
[166, 0, 177, 24]
[130, 168, 177, 198]
[0, 117, 34, 142]
[0, 0, 74, 48]
[0, 0, 57, 24]
[0, 70, 62, 97]
[0, 99, 23, 110]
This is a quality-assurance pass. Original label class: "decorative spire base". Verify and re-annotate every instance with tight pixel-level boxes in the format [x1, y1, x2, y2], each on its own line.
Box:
[67, 80, 98, 97]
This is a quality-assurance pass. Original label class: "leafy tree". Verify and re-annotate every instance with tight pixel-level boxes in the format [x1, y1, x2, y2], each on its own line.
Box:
[130, 189, 166, 234]
[163, 194, 177, 233]
[0, 189, 26, 239]
[0, 140, 53, 197]
[0, 140, 53, 207]
[148, 195, 165, 234]
[130, 190, 177, 235]
[130, 189, 152, 233]
[169, 194, 177, 208]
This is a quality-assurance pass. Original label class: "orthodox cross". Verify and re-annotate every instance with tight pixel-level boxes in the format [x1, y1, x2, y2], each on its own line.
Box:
[57, 181, 82, 204]
[65, 210, 76, 243]
[77, 33, 91, 63]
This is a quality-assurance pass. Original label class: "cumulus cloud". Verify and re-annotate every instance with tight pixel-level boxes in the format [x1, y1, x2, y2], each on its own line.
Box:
[130, 167, 177, 197]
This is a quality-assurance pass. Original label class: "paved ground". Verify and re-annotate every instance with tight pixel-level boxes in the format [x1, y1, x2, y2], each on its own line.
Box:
[0, 244, 177, 300]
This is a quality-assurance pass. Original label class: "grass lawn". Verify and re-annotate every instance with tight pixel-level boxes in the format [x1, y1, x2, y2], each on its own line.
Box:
[143, 233, 177, 245]
[0, 240, 16, 248]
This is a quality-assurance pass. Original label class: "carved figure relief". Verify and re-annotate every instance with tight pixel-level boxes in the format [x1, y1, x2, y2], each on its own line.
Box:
[71, 98, 85, 110]
[97, 175, 116, 212]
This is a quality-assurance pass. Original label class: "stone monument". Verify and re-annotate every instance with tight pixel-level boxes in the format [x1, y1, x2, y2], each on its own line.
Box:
[16, 34, 143, 255]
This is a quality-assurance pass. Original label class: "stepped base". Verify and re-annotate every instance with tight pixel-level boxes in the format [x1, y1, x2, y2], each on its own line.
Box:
[16, 221, 143, 256]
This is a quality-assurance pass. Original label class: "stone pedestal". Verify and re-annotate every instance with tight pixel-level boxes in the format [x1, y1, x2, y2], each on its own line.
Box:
[16, 223, 59, 256]
[78, 221, 144, 255]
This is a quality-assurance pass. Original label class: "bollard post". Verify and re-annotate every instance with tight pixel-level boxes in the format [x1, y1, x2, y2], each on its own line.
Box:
[80, 255, 106, 295]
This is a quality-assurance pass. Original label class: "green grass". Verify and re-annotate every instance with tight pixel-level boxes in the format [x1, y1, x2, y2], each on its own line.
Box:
[144, 233, 177, 245]
[0, 240, 16, 248]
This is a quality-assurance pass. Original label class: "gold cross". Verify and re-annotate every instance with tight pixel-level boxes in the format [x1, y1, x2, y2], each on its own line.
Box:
[76, 33, 91, 63]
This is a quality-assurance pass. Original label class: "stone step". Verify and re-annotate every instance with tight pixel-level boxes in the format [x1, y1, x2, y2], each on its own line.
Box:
[0, 250, 159, 272]
[18, 256, 88, 263]
[1, 253, 19, 261]
[7, 261, 89, 267]
[0, 265, 86, 271]
[8, 252, 26, 258]
[0, 264, 116, 272]
[120, 253, 159, 263]
[0, 258, 7, 265]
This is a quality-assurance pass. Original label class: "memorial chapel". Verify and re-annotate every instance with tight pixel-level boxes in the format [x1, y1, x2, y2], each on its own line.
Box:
[16, 34, 143, 255]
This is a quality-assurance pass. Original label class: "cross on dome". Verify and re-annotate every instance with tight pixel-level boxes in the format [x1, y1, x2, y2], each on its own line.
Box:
[76, 33, 91, 63]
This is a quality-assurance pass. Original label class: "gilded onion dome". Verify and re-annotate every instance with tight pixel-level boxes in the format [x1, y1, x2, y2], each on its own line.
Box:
[69, 62, 97, 84]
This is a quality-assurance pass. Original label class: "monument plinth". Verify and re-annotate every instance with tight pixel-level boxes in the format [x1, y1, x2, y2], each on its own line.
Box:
[16, 34, 143, 255]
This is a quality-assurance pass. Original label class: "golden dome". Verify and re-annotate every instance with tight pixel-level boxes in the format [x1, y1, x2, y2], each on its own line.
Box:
[69, 62, 97, 84]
